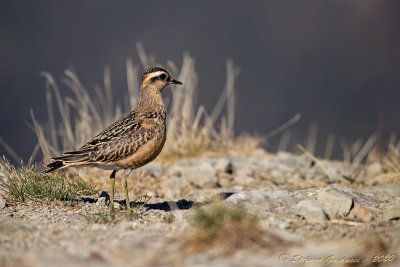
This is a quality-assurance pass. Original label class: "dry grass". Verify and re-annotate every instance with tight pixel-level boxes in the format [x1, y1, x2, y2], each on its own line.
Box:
[380, 138, 400, 182]
[28, 44, 261, 168]
[0, 157, 97, 203]
[182, 204, 287, 254]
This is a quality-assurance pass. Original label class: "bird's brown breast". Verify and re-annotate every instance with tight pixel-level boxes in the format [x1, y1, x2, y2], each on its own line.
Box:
[115, 131, 166, 169]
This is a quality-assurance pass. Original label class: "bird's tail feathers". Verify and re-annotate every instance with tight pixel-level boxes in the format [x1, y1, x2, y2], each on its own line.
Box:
[45, 149, 92, 173]
[45, 161, 66, 173]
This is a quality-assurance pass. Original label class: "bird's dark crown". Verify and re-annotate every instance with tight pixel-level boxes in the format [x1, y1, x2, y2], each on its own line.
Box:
[141, 67, 169, 82]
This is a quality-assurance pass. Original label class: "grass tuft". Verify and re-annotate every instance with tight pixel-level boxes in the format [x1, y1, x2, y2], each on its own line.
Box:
[383, 146, 400, 174]
[0, 158, 97, 203]
[183, 204, 286, 254]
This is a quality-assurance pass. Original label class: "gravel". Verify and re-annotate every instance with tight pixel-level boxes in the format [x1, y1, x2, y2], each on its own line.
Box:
[1, 152, 399, 266]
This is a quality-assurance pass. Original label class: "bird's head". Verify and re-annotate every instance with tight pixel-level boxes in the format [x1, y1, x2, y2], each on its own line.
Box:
[140, 67, 182, 92]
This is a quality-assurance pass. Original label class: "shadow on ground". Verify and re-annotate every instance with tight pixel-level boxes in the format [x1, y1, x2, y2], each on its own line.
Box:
[79, 191, 236, 211]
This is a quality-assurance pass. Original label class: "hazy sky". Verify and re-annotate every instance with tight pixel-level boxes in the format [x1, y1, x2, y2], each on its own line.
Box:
[1, 1, 399, 162]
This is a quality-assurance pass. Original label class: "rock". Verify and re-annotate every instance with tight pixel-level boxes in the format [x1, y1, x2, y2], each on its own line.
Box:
[233, 175, 255, 186]
[224, 186, 295, 220]
[167, 160, 217, 188]
[213, 157, 231, 174]
[226, 187, 291, 205]
[97, 191, 110, 206]
[318, 184, 384, 221]
[358, 184, 400, 201]
[114, 202, 121, 210]
[317, 185, 353, 219]
[295, 199, 327, 220]
[161, 176, 190, 198]
[138, 162, 163, 177]
[97, 197, 107, 207]
[380, 198, 400, 221]
[229, 156, 258, 178]
[217, 175, 234, 187]
[268, 169, 287, 184]
[347, 205, 374, 223]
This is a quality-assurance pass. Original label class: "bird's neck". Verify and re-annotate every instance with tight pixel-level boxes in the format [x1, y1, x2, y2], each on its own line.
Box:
[139, 89, 164, 108]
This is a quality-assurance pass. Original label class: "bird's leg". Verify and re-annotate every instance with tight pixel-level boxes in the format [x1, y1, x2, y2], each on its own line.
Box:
[109, 170, 117, 213]
[122, 169, 133, 215]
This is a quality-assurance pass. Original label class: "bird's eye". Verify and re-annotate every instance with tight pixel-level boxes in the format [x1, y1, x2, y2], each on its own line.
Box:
[159, 74, 166, 80]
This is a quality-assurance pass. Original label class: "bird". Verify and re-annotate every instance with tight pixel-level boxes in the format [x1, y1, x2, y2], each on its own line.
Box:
[45, 67, 183, 214]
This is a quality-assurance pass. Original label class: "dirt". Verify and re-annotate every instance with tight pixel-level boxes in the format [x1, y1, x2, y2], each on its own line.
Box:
[1, 152, 400, 267]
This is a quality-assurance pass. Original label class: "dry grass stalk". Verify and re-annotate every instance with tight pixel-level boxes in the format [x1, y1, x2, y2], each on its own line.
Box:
[0, 136, 22, 163]
[306, 123, 318, 155]
[323, 134, 335, 160]
[382, 138, 400, 181]
[265, 113, 301, 140]
[339, 135, 377, 167]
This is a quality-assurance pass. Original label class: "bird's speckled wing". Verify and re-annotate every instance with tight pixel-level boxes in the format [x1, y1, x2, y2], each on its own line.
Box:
[81, 110, 142, 149]
[89, 125, 158, 163]
[77, 108, 165, 164]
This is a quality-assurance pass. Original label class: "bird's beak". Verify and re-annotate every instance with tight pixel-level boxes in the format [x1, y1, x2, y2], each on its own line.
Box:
[169, 79, 183, 85]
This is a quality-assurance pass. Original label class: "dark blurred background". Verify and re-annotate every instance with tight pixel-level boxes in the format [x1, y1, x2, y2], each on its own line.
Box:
[1, 1, 399, 162]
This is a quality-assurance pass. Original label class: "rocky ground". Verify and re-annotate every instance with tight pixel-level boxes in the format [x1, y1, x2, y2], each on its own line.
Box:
[1, 151, 400, 267]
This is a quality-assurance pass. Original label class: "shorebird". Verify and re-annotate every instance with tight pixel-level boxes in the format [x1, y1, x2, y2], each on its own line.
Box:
[45, 67, 182, 214]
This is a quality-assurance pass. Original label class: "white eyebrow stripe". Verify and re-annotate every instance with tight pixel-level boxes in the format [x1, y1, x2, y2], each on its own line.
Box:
[146, 71, 166, 79]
